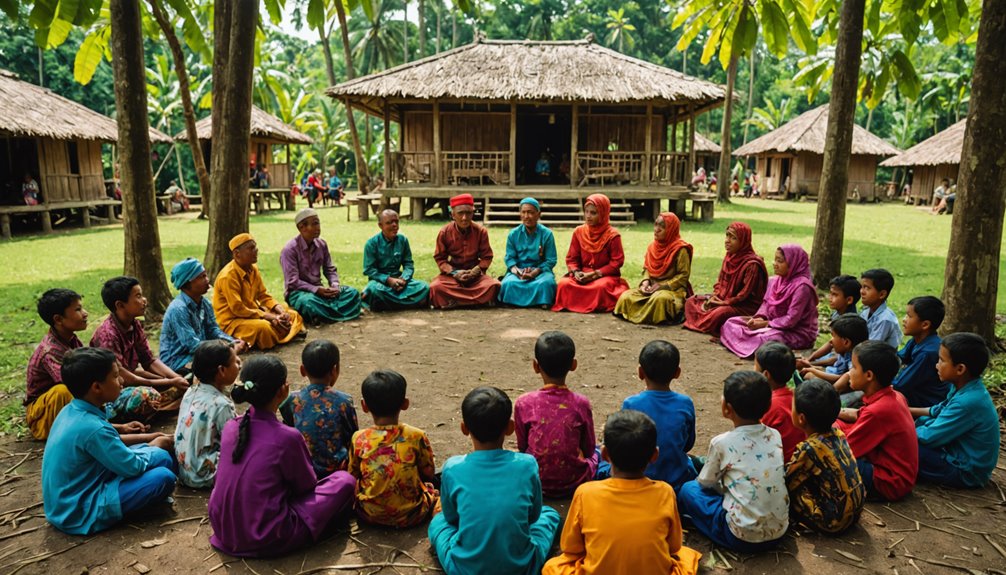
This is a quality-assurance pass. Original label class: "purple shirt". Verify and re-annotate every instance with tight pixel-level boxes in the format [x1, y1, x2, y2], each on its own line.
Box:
[514, 386, 598, 497]
[90, 316, 154, 372]
[280, 235, 339, 299]
[25, 329, 82, 405]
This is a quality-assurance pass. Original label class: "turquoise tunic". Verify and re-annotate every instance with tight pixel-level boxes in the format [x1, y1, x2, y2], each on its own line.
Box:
[362, 232, 430, 311]
[499, 223, 558, 307]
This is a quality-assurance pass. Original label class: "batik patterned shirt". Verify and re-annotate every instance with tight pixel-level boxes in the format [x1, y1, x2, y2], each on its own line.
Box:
[174, 383, 236, 488]
[25, 329, 82, 405]
[785, 429, 866, 533]
[349, 424, 438, 528]
[90, 316, 154, 372]
[283, 384, 359, 477]
[514, 386, 598, 497]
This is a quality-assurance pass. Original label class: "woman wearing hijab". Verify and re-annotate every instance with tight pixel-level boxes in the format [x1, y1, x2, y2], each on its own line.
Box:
[613, 213, 693, 324]
[498, 198, 558, 307]
[683, 222, 767, 336]
[552, 194, 629, 313]
[719, 244, 819, 358]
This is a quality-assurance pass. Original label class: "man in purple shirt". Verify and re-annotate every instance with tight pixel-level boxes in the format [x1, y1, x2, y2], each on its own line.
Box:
[280, 209, 362, 324]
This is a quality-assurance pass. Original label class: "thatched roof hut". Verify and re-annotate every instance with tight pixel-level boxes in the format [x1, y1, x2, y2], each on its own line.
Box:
[879, 119, 965, 204]
[694, 133, 721, 154]
[175, 106, 313, 145]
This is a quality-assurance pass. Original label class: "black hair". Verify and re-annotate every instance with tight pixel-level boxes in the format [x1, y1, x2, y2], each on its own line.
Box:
[829, 274, 862, 305]
[942, 332, 990, 378]
[37, 288, 82, 327]
[361, 369, 407, 418]
[794, 378, 840, 434]
[534, 331, 576, 379]
[852, 341, 900, 387]
[860, 269, 894, 296]
[61, 347, 116, 399]
[831, 313, 870, 346]
[754, 342, 795, 386]
[907, 296, 945, 331]
[638, 340, 680, 385]
[101, 276, 140, 313]
[231, 355, 288, 463]
[603, 410, 657, 473]
[191, 340, 234, 385]
[723, 370, 772, 420]
[461, 386, 512, 443]
[301, 339, 340, 379]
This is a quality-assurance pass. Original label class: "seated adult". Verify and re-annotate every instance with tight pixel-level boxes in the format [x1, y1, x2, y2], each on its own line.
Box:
[160, 258, 248, 373]
[931, 178, 950, 214]
[429, 194, 500, 308]
[613, 212, 693, 324]
[683, 222, 767, 336]
[498, 197, 557, 308]
[327, 167, 344, 205]
[165, 180, 189, 212]
[719, 244, 819, 358]
[281, 208, 362, 323]
[552, 194, 629, 313]
[535, 152, 551, 179]
[306, 169, 327, 208]
[22, 173, 40, 205]
[363, 209, 430, 311]
[213, 233, 305, 349]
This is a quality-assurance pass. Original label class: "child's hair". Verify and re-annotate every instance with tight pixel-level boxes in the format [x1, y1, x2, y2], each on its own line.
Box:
[852, 341, 899, 386]
[639, 340, 680, 385]
[907, 296, 945, 331]
[302, 339, 340, 379]
[754, 342, 795, 385]
[534, 331, 575, 378]
[794, 378, 840, 434]
[831, 313, 869, 346]
[942, 332, 990, 378]
[101, 276, 140, 313]
[603, 410, 657, 473]
[829, 275, 862, 305]
[231, 355, 288, 463]
[461, 386, 512, 443]
[723, 370, 772, 420]
[860, 269, 894, 295]
[191, 340, 233, 385]
[37, 288, 81, 327]
[361, 369, 407, 418]
[61, 347, 116, 399]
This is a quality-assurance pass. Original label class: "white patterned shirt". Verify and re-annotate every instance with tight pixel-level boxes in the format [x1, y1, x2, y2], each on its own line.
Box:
[174, 383, 236, 489]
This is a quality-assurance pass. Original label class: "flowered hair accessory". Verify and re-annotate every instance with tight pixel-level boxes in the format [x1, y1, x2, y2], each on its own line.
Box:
[242, 380, 255, 390]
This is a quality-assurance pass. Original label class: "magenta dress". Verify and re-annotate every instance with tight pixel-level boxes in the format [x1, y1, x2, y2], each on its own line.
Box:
[720, 244, 819, 358]
[209, 406, 355, 557]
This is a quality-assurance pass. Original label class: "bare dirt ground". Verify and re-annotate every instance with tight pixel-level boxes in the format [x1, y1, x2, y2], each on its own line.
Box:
[1, 308, 1005, 574]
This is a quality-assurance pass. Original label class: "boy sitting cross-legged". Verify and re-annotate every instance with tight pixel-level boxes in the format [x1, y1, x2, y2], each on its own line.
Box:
[893, 296, 949, 408]
[543, 409, 701, 575]
[429, 386, 561, 575]
[755, 342, 805, 462]
[801, 314, 870, 406]
[797, 274, 861, 371]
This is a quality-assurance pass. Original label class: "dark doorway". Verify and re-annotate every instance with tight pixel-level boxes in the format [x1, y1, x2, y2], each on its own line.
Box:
[0, 138, 41, 205]
[516, 108, 571, 185]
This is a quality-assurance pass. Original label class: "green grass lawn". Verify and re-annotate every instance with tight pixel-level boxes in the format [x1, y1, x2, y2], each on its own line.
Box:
[0, 198, 1000, 432]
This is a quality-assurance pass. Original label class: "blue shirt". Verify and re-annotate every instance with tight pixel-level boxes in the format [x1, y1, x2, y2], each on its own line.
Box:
[504, 224, 557, 273]
[825, 351, 852, 376]
[363, 232, 415, 283]
[279, 383, 359, 477]
[860, 302, 902, 350]
[622, 390, 696, 490]
[42, 399, 163, 534]
[893, 334, 949, 408]
[916, 379, 1000, 487]
[329, 175, 342, 189]
[160, 291, 235, 372]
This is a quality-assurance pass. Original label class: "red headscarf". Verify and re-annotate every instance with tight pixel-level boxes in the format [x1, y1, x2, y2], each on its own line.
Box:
[573, 194, 620, 254]
[714, 221, 767, 299]
[644, 212, 693, 277]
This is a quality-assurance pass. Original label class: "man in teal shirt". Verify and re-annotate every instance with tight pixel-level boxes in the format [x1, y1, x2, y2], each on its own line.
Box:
[362, 209, 430, 310]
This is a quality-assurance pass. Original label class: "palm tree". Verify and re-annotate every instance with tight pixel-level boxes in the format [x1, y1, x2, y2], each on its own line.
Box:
[743, 97, 794, 133]
[605, 8, 635, 53]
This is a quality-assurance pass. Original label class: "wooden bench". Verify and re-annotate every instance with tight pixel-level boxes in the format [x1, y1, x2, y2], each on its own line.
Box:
[0, 199, 121, 240]
[689, 194, 716, 222]
[250, 188, 292, 213]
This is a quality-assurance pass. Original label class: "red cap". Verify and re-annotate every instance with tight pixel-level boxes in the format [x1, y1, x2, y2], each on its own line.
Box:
[449, 193, 474, 208]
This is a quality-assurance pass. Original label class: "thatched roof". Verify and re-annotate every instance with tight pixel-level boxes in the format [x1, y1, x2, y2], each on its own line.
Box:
[0, 70, 171, 144]
[734, 105, 901, 157]
[880, 119, 965, 168]
[694, 133, 721, 154]
[326, 38, 726, 114]
[175, 106, 314, 145]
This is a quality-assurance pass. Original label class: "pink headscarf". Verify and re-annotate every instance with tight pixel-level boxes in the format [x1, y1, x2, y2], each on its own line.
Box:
[764, 244, 814, 307]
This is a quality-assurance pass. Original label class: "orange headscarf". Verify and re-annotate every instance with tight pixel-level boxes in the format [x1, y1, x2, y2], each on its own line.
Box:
[644, 212, 693, 278]
[573, 194, 620, 254]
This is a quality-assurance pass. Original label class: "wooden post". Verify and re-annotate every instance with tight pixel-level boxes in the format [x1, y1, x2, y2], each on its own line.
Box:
[509, 102, 517, 187]
[383, 99, 391, 188]
[411, 197, 425, 221]
[433, 101, 442, 186]
[82, 205, 92, 228]
[285, 144, 293, 210]
[643, 103, 653, 185]
[671, 108, 678, 152]
[41, 209, 52, 233]
[688, 104, 697, 180]
[570, 104, 579, 187]
[1, 213, 10, 240]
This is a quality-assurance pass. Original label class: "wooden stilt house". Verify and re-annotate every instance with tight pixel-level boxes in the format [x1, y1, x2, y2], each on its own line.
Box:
[879, 119, 965, 205]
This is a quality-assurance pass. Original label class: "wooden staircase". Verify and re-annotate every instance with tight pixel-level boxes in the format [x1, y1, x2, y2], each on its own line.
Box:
[480, 197, 637, 227]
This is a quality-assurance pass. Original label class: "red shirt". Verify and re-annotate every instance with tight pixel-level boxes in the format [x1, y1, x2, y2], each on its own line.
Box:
[837, 386, 918, 500]
[434, 222, 493, 274]
[761, 386, 805, 462]
[564, 233, 625, 277]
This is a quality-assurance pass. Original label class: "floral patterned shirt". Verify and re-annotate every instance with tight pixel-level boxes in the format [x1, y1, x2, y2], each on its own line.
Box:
[174, 383, 236, 488]
[282, 384, 359, 476]
[786, 429, 866, 533]
[348, 424, 437, 528]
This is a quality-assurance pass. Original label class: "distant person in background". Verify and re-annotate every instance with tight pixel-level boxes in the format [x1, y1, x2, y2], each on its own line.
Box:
[535, 151, 551, 180]
[931, 178, 950, 214]
[690, 166, 706, 186]
[22, 173, 40, 205]
[306, 169, 327, 208]
[327, 167, 345, 206]
[165, 180, 189, 213]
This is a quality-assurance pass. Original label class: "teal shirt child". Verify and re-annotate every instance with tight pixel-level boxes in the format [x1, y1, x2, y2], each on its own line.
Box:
[915, 378, 1000, 487]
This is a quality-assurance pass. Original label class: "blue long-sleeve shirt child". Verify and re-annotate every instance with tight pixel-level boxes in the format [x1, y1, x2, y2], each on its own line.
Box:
[622, 390, 696, 490]
[915, 379, 1000, 487]
[861, 302, 902, 350]
[893, 334, 949, 408]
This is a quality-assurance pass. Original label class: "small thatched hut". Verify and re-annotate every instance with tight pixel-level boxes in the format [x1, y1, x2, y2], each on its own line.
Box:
[879, 119, 965, 205]
[734, 105, 901, 201]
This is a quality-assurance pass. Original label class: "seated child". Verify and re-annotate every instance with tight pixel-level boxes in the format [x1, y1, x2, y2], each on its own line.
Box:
[621, 340, 697, 491]
[209, 356, 355, 557]
[349, 369, 438, 528]
[911, 333, 1000, 488]
[543, 409, 701, 575]
[42, 348, 177, 535]
[859, 269, 902, 350]
[836, 341, 918, 501]
[677, 371, 788, 553]
[174, 340, 238, 488]
[797, 275, 860, 370]
[893, 296, 949, 408]
[802, 314, 869, 406]
[755, 342, 805, 462]
[281, 340, 359, 477]
[514, 331, 598, 497]
[786, 379, 866, 534]
[429, 386, 561, 575]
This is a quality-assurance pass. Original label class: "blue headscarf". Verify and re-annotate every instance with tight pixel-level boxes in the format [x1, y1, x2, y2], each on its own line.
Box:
[519, 197, 540, 211]
[171, 257, 205, 290]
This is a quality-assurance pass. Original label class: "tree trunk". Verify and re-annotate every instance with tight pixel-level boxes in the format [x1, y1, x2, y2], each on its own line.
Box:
[942, 0, 1006, 343]
[403, 0, 409, 63]
[743, 52, 755, 145]
[109, 0, 172, 316]
[204, 0, 258, 278]
[418, 0, 426, 58]
[452, 8, 457, 48]
[809, 0, 865, 288]
[717, 57, 737, 204]
[319, 22, 336, 87]
[435, 0, 441, 53]
[334, 0, 372, 194]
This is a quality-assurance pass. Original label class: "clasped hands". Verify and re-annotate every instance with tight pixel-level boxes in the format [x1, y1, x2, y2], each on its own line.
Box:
[264, 306, 293, 337]
[511, 267, 541, 281]
[386, 277, 409, 292]
[572, 270, 601, 284]
[744, 315, 770, 330]
[454, 266, 483, 285]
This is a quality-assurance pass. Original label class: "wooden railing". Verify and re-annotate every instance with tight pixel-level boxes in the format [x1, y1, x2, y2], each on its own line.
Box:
[390, 151, 436, 185]
[576, 152, 643, 186]
[442, 151, 510, 186]
[649, 152, 691, 186]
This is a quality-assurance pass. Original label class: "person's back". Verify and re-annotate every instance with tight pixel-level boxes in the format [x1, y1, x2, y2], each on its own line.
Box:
[289, 384, 357, 475]
[755, 342, 805, 461]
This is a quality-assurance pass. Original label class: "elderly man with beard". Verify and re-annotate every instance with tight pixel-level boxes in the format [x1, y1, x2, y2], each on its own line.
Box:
[362, 209, 430, 311]
[498, 197, 557, 308]
[428, 194, 500, 309]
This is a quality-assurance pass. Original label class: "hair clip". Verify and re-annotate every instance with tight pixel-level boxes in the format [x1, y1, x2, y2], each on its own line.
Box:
[242, 380, 255, 390]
